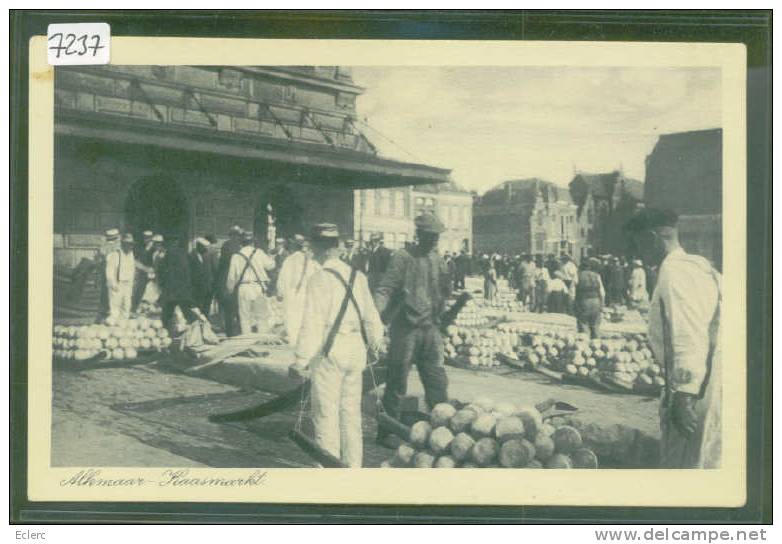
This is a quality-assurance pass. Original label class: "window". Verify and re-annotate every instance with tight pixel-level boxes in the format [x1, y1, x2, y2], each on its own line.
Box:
[395, 191, 406, 217]
[379, 190, 391, 216]
[397, 233, 407, 247]
[386, 232, 396, 249]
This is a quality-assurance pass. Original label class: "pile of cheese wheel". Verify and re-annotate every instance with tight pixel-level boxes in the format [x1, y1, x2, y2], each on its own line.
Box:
[52, 316, 171, 362]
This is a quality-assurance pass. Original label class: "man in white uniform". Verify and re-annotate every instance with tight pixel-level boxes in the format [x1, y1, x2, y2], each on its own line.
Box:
[276, 234, 319, 345]
[293, 223, 384, 467]
[560, 254, 579, 313]
[105, 233, 136, 320]
[224, 231, 276, 335]
[625, 208, 721, 469]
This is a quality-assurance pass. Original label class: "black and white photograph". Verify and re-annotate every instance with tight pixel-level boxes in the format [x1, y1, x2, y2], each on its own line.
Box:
[50, 62, 724, 471]
[18, 32, 753, 510]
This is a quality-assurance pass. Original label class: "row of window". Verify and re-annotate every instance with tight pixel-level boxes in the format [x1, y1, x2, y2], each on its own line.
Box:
[361, 190, 471, 227]
[360, 230, 409, 249]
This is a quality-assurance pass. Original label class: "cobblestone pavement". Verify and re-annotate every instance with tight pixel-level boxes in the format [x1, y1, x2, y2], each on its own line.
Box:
[52, 356, 659, 468]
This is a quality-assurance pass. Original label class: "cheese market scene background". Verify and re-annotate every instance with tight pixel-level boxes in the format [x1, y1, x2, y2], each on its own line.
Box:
[50, 64, 722, 470]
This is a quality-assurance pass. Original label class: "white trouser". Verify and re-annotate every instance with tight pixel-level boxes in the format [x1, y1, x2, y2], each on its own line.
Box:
[237, 283, 267, 335]
[109, 282, 133, 320]
[310, 335, 366, 468]
[282, 292, 306, 346]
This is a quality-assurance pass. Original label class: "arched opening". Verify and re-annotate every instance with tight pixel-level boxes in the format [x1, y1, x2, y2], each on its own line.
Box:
[124, 176, 190, 247]
[254, 184, 304, 249]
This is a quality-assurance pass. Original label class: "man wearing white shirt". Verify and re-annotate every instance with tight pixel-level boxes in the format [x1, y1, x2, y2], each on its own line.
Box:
[292, 223, 384, 467]
[625, 208, 721, 469]
[276, 234, 319, 345]
[225, 231, 276, 335]
[105, 233, 136, 320]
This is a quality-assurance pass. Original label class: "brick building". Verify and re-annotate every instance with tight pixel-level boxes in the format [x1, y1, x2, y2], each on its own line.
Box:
[355, 181, 473, 253]
[53, 65, 450, 270]
[644, 128, 722, 268]
[473, 178, 582, 258]
[569, 170, 644, 257]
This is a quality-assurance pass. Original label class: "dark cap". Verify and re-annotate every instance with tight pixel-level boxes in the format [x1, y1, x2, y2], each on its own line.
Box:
[414, 213, 446, 234]
[624, 207, 679, 233]
[310, 223, 339, 240]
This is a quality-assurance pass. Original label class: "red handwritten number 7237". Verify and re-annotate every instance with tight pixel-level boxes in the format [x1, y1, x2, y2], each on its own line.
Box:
[48, 32, 105, 59]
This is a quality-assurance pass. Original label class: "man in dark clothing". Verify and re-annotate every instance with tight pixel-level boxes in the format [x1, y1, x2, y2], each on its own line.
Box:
[374, 213, 450, 448]
[158, 236, 198, 334]
[189, 237, 215, 317]
[545, 254, 559, 278]
[454, 249, 470, 290]
[216, 225, 243, 336]
[131, 230, 156, 312]
[608, 257, 626, 306]
[367, 233, 392, 291]
[575, 257, 605, 338]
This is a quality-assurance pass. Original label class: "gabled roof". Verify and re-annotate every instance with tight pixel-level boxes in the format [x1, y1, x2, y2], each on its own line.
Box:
[479, 178, 571, 206]
[570, 170, 644, 203]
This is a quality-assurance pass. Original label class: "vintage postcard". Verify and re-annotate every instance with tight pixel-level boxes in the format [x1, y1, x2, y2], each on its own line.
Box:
[27, 36, 746, 505]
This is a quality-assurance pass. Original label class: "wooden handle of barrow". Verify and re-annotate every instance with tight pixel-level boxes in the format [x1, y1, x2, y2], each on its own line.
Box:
[288, 429, 347, 468]
[377, 413, 411, 441]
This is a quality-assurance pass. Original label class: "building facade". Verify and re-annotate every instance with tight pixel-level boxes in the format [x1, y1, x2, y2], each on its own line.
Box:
[644, 128, 722, 268]
[569, 170, 644, 257]
[53, 65, 450, 270]
[355, 181, 473, 253]
[473, 178, 582, 258]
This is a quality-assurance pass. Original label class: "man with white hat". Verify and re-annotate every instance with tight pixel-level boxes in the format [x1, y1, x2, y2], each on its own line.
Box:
[293, 223, 384, 467]
[225, 230, 276, 335]
[96, 228, 120, 320]
[189, 237, 215, 316]
[276, 233, 319, 345]
[105, 233, 136, 320]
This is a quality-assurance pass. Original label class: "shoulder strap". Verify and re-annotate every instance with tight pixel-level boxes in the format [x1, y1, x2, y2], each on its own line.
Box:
[699, 267, 722, 399]
[236, 249, 262, 285]
[320, 267, 360, 358]
[659, 265, 721, 400]
[323, 268, 369, 347]
[295, 253, 310, 294]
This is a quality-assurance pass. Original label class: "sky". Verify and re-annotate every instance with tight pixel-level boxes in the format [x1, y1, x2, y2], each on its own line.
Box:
[351, 66, 721, 194]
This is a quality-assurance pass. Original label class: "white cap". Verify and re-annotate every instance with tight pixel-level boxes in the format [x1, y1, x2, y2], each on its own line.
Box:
[195, 237, 210, 248]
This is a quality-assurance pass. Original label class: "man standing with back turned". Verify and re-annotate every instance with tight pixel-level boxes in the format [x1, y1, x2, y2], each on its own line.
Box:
[625, 208, 721, 469]
[373, 213, 451, 448]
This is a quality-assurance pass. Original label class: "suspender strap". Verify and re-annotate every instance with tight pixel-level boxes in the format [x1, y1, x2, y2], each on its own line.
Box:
[320, 267, 358, 358]
[236, 249, 262, 284]
[323, 268, 369, 347]
[699, 268, 722, 399]
[660, 266, 721, 401]
[116, 250, 121, 283]
[295, 253, 310, 294]
[232, 249, 262, 298]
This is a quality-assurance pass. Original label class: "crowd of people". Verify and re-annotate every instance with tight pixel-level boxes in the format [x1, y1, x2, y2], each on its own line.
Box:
[89, 205, 718, 470]
[451, 251, 655, 311]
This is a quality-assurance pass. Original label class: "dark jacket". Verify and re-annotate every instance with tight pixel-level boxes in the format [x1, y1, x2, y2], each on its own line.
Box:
[189, 250, 214, 302]
[373, 247, 450, 328]
[217, 239, 241, 296]
[368, 245, 392, 286]
[159, 246, 194, 304]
